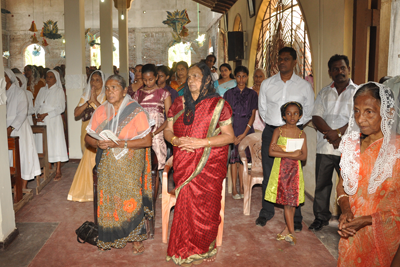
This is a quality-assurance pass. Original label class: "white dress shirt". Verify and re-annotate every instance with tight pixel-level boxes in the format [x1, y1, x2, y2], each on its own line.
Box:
[312, 80, 357, 156]
[258, 72, 315, 126]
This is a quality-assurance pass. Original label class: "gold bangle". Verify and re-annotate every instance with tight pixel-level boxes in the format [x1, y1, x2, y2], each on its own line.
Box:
[336, 194, 349, 206]
[170, 136, 177, 146]
[208, 137, 211, 147]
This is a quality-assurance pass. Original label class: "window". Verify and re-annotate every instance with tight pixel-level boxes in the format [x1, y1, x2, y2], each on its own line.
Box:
[90, 36, 120, 68]
[168, 42, 191, 68]
[25, 44, 45, 67]
[255, 0, 312, 78]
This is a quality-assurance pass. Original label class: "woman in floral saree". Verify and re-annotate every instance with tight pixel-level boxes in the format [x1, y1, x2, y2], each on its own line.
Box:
[164, 62, 235, 266]
[337, 82, 400, 266]
[85, 75, 154, 254]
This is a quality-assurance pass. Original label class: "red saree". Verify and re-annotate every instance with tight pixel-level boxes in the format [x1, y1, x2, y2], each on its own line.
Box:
[166, 96, 232, 265]
[338, 137, 400, 266]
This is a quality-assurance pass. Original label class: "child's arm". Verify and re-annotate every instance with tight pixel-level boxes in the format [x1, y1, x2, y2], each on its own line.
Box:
[269, 128, 305, 160]
[153, 95, 172, 136]
[297, 131, 307, 161]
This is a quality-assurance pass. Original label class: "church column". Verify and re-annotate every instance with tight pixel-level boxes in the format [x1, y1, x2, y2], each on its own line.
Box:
[0, 14, 17, 247]
[114, 0, 134, 82]
[100, 0, 114, 77]
[64, 0, 86, 159]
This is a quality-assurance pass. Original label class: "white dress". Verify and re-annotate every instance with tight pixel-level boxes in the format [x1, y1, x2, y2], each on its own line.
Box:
[6, 83, 41, 180]
[34, 83, 69, 163]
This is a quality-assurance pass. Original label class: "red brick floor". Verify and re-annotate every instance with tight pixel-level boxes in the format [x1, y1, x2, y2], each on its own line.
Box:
[14, 162, 337, 267]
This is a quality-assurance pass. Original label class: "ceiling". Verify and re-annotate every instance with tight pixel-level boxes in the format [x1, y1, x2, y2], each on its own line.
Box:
[191, 0, 238, 13]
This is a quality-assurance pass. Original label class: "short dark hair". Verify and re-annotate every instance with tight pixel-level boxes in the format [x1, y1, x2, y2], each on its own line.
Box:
[219, 63, 235, 79]
[328, 54, 350, 70]
[176, 61, 189, 70]
[279, 47, 297, 60]
[157, 65, 170, 77]
[142, 63, 157, 76]
[206, 54, 216, 64]
[280, 101, 303, 122]
[234, 65, 249, 76]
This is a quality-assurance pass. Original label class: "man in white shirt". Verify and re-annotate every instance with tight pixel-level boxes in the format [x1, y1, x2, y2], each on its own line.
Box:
[309, 54, 357, 231]
[257, 47, 314, 230]
[205, 54, 219, 82]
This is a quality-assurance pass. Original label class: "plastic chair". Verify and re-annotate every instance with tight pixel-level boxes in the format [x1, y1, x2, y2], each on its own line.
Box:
[162, 156, 225, 246]
[239, 132, 263, 215]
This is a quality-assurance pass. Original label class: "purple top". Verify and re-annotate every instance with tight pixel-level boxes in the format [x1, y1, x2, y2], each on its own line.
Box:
[223, 86, 258, 136]
[164, 85, 179, 105]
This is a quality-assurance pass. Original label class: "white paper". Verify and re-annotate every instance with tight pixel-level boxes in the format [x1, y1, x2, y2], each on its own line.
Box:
[88, 130, 119, 145]
[286, 138, 304, 152]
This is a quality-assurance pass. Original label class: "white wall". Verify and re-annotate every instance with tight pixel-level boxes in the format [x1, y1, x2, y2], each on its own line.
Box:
[388, 1, 400, 76]
[0, 7, 16, 242]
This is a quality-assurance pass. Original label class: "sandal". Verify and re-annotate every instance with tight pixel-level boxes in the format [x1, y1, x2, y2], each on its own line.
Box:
[132, 242, 145, 255]
[54, 173, 62, 181]
[232, 194, 241, 200]
[276, 233, 285, 241]
[284, 234, 297, 245]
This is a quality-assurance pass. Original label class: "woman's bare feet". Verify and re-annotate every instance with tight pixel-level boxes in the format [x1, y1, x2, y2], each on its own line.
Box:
[204, 248, 218, 263]
[132, 241, 145, 255]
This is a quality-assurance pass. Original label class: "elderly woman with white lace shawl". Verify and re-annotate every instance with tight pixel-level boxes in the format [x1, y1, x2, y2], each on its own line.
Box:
[67, 71, 107, 202]
[5, 68, 41, 190]
[336, 82, 400, 266]
[34, 70, 69, 181]
[85, 74, 154, 254]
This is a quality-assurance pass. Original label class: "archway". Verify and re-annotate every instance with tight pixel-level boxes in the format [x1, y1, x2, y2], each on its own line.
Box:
[90, 36, 120, 68]
[24, 44, 46, 67]
[168, 42, 191, 68]
[249, 0, 312, 84]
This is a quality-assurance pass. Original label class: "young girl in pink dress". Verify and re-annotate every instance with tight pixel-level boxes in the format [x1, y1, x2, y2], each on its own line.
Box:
[132, 64, 171, 171]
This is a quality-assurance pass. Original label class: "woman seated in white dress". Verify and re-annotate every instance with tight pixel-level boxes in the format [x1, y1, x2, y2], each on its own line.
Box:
[5, 68, 41, 189]
[34, 70, 69, 180]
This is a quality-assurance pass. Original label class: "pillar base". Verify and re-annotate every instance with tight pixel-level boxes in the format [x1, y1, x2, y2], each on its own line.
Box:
[0, 228, 19, 250]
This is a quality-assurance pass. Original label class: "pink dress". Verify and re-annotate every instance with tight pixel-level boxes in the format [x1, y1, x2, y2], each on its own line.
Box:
[133, 88, 170, 169]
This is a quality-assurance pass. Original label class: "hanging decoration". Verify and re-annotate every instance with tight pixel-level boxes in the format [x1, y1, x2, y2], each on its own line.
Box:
[43, 20, 62, 39]
[2, 51, 10, 59]
[31, 34, 39, 44]
[162, 9, 191, 46]
[29, 21, 38, 32]
[85, 29, 100, 47]
[60, 50, 65, 58]
[42, 38, 49, 47]
[32, 45, 41, 57]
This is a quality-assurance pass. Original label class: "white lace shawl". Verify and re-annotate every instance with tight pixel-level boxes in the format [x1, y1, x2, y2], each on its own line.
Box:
[339, 82, 400, 195]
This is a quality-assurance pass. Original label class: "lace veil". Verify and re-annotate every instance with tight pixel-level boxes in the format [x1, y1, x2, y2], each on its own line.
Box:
[339, 81, 400, 195]
[79, 70, 106, 106]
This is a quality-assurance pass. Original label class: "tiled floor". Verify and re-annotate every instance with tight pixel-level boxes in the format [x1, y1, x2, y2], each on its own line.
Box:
[1, 162, 339, 267]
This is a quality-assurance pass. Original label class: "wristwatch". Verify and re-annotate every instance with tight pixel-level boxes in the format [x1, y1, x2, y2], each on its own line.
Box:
[124, 141, 128, 149]
[336, 129, 342, 138]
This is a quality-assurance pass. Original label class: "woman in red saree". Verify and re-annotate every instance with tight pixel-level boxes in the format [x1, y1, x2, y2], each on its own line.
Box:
[337, 82, 400, 266]
[164, 62, 235, 266]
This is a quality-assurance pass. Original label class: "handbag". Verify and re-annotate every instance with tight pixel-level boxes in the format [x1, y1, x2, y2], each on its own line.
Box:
[76, 221, 98, 246]
[81, 104, 95, 122]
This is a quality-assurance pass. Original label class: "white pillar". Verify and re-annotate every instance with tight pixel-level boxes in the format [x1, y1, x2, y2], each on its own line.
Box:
[100, 0, 114, 78]
[64, 0, 87, 159]
[0, 15, 17, 244]
[118, 7, 129, 82]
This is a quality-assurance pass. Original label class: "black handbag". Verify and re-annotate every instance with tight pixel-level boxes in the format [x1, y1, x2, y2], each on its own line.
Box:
[81, 105, 95, 122]
[76, 221, 98, 246]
